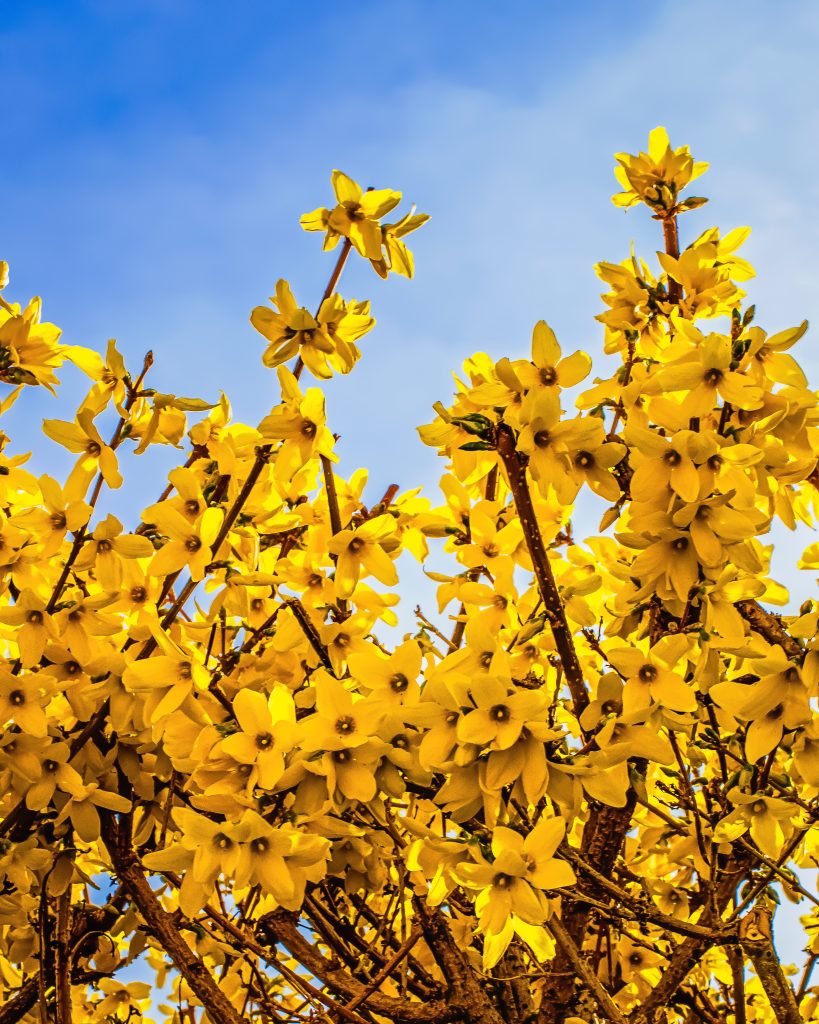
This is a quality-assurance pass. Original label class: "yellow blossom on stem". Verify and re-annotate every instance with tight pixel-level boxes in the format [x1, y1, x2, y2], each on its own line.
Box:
[146, 503, 224, 581]
[0, 666, 53, 737]
[74, 513, 154, 590]
[608, 635, 696, 714]
[42, 408, 123, 499]
[218, 686, 297, 789]
[123, 621, 211, 723]
[613, 125, 708, 213]
[301, 170, 401, 260]
[327, 513, 398, 599]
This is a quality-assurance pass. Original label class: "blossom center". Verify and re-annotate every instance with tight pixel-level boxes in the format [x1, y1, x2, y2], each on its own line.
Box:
[389, 673, 409, 693]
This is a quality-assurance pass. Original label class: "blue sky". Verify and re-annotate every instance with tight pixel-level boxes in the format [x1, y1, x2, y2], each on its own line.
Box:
[4, 1, 819, 505]
[3, 0, 819, 973]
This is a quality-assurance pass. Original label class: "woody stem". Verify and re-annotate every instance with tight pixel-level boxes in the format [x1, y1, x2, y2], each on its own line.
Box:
[495, 424, 588, 720]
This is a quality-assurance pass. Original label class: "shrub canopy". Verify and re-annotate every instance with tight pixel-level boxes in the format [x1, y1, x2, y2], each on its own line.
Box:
[0, 130, 816, 1024]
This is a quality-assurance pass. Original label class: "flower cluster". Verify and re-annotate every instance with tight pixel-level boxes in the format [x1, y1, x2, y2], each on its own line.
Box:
[0, 142, 814, 1024]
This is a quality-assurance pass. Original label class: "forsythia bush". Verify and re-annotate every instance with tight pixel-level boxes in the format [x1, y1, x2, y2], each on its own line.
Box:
[0, 131, 817, 1024]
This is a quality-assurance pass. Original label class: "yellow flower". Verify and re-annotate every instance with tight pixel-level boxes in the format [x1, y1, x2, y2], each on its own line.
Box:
[457, 676, 547, 750]
[608, 634, 696, 714]
[657, 246, 746, 319]
[326, 513, 398, 599]
[377, 207, 429, 279]
[507, 320, 591, 393]
[53, 590, 121, 663]
[711, 660, 810, 762]
[412, 678, 466, 771]
[259, 377, 337, 480]
[625, 426, 703, 504]
[457, 818, 575, 969]
[218, 686, 296, 789]
[53, 782, 132, 842]
[455, 502, 522, 592]
[299, 673, 384, 754]
[233, 812, 329, 906]
[717, 789, 797, 859]
[123, 621, 211, 723]
[321, 743, 382, 804]
[146, 503, 224, 581]
[301, 170, 402, 260]
[0, 667, 53, 737]
[10, 474, 91, 558]
[564, 421, 625, 502]
[69, 337, 130, 415]
[627, 528, 701, 602]
[73, 513, 154, 590]
[42, 408, 122, 499]
[613, 126, 708, 213]
[143, 807, 244, 890]
[613, 935, 665, 991]
[0, 294, 67, 390]
[0, 837, 52, 893]
[517, 391, 588, 503]
[95, 979, 152, 1021]
[595, 252, 667, 356]
[24, 741, 84, 811]
[671, 494, 766, 566]
[700, 570, 765, 642]
[251, 279, 375, 378]
[745, 321, 809, 389]
[0, 590, 57, 667]
[347, 639, 423, 707]
[320, 614, 373, 675]
[656, 333, 763, 417]
[127, 393, 189, 453]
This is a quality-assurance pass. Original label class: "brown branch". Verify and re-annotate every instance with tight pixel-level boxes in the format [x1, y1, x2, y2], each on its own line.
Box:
[293, 237, 353, 381]
[734, 836, 819, 909]
[736, 601, 802, 660]
[37, 868, 52, 1022]
[496, 424, 588, 719]
[46, 350, 154, 615]
[342, 891, 440, 994]
[285, 597, 335, 673]
[546, 913, 626, 1024]
[0, 897, 129, 1024]
[563, 846, 731, 942]
[410, 899, 504, 1024]
[263, 950, 363, 1024]
[321, 453, 343, 536]
[494, 942, 537, 1024]
[0, 979, 38, 1024]
[662, 214, 682, 304]
[739, 908, 802, 1024]
[55, 889, 72, 1024]
[540, 790, 640, 1022]
[730, 824, 811, 918]
[156, 446, 272, 634]
[629, 851, 752, 1024]
[416, 604, 457, 652]
[151, 239, 354, 642]
[729, 944, 747, 1024]
[101, 813, 246, 1024]
[321, 452, 349, 619]
[797, 953, 818, 1002]
[258, 909, 461, 1023]
[343, 929, 422, 1014]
